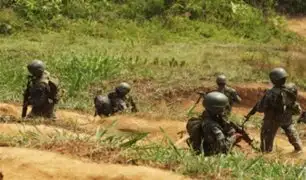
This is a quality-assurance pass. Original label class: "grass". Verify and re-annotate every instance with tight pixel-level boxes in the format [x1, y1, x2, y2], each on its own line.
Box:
[1, 30, 306, 115]
[1, 1, 306, 179]
[0, 122, 304, 180]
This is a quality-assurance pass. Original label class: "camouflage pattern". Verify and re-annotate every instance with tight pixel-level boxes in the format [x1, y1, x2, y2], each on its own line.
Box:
[201, 112, 237, 156]
[186, 117, 203, 153]
[250, 84, 302, 152]
[94, 83, 138, 116]
[25, 71, 56, 119]
[217, 86, 241, 114]
[187, 92, 238, 156]
[186, 112, 238, 156]
[108, 91, 138, 114]
[298, 112, 306, 123]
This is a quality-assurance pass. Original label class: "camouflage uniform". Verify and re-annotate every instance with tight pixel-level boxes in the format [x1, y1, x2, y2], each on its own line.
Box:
[246, 69, 302, 152]
[216, 75, 241, 114]
[24, 60, 58, 119]
[94, 82, 138, 116]
[298, 112, 306, 124]
[218, 86, 241, 113]
[108, 92, 137, 114]
[186, 92, 239, 156]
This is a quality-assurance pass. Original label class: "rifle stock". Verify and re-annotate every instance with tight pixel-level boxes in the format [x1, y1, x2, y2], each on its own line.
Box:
[187, 92, 206, 116]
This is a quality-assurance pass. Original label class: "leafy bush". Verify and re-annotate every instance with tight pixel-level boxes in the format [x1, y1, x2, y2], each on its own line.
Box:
[0, 0, 296, 42]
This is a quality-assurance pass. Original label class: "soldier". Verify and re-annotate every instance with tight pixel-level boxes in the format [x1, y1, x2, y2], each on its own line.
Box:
[186, 92, 242, 156]
[215, 74, 241, 115]
[245, 68, 303, 153]
[0, 23, 12, 35]
[22, 60, 59, 119]
[94, 82, 138, 117]
[298, 112, 306, 124]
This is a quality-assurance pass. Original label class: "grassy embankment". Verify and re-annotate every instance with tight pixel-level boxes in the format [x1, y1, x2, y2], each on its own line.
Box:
[0, 1, 305, 179]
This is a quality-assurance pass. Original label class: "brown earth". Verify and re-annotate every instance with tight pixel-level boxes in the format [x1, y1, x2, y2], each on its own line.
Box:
[0, 123, 91, 139]
[287, 17, 306, 37]
[0, 147, 189, 180]
[1, 17, 306, 180]
[1, 83, 306, 179]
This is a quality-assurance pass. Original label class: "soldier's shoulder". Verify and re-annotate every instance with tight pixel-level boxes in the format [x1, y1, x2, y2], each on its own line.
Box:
[225, 86, 237, 93]
[268, 87, 282, 94]
[108, 92, 117, 99]
[202, 117, 218, 127]
[126, 94, 134, 100]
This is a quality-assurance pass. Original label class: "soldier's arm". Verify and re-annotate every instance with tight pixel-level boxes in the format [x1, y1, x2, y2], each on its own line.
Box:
[246, 103, 258, 117]
[211, 126, 235, 154]
[128, 96, 138, 112]
[290, 102, 302, 115]
[232, 89, 242, 104]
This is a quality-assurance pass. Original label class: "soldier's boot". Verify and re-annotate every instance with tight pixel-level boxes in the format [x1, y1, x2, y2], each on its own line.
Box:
[282, 124, 303, 152]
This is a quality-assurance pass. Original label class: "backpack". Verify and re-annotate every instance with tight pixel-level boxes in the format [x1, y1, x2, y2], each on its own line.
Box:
[48, 76, 59, 103]
[186, 117, 204, 152]
[268, 87, 291, 113]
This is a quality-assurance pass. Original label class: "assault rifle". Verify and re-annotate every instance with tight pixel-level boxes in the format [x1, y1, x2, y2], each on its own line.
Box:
[21, 76, 31, 118]
[187, 91, 206, 116]
[229, 121, 259, 151]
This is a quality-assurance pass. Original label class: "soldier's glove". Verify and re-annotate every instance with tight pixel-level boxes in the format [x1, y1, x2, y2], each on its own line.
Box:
[233, 133, 243, 144]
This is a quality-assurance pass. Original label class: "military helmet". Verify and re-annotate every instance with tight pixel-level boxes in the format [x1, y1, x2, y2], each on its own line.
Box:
[203, 91, 229, 114]
[27, 60, 45, 77]
[115, 82, 131, 96]
[269, 68, 288, 83]
[216, 74, 227, 84]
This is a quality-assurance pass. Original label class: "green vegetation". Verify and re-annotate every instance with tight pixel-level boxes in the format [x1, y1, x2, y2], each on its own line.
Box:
[1, 0, 306, 113]
[0, 1, 306, 179]
[0, 123, 305, 179]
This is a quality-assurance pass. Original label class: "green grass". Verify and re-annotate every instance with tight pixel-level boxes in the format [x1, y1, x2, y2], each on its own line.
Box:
[1, 1, 306, 179]
[0, 124, 304, 179]
[0, 30, 305, 114]
[1, 1, 306, 115]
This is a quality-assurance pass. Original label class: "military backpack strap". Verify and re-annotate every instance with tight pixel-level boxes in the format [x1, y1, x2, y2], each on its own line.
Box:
[47, 76, 59, 103]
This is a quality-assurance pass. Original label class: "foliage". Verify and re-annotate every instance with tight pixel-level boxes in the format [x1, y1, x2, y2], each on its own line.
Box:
[0, 0, 299, 43]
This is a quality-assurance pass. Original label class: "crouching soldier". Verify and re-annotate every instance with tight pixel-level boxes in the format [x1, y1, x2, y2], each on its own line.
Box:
[186, 92, 242, 156]
[22, 60, 59, 119]
[94, 82, 138, 117]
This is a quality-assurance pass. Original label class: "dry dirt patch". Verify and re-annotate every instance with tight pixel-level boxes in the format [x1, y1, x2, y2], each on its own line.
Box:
[0, 147, 189, 180]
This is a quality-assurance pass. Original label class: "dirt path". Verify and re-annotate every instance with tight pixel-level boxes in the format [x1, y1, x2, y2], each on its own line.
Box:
[0, 123, 91, 139]
[0, 147, 189, 180]
[287, 17, 306, 37]
[0, 103, 186, 141]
